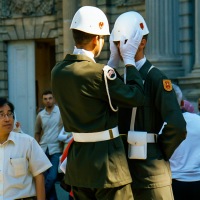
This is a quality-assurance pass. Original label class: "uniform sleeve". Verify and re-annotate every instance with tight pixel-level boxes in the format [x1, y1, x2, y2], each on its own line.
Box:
[28, 138, 52, 176]
[155, 78, 187, 160]
[102, 66, 145, 108]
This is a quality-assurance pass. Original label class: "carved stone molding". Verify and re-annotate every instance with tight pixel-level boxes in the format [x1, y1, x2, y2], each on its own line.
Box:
[1, 0, 55, 18]
[116, 0, 145, 7]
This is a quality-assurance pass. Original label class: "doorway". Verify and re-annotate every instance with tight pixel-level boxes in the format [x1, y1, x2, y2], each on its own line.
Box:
[8, 39, 56, 136]
[35, 39, 56, 113]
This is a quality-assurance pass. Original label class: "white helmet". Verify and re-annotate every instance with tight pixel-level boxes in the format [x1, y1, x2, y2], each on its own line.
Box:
[70, 6, 110, 35]
[112, 11, 149, 41]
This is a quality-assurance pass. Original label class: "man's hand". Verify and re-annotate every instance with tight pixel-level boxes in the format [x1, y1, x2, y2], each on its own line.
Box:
[119, 27, 143, 66]
[107, 32, 120, 68]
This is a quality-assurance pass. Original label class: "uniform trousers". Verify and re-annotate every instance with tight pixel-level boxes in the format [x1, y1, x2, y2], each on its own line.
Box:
[172, 179, 200, 200]
[72, 184, 133, 200]
[132, 185, 174, 200]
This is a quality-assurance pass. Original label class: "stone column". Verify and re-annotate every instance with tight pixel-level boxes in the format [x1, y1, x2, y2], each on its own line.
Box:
[81, 0, 96, 6]
[62, 0, 77, 57]
[192, 0, 200, 72]
[178, 0, 200, 105]
[145, 0, 184, 79]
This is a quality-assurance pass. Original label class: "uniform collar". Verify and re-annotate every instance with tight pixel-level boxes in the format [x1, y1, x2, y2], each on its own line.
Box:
[44, 105, 57, 114]
[64, 54, 95, 63]
[138, 59, 153, 81]
[73, 47, 96, 62]
[1, 131, 16, 145]
[136, 56, 146, 71]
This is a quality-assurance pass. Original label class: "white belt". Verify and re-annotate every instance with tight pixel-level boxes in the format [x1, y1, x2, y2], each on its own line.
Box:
[147, 133, 157, 143]
[72, 126, 119, 142]
[121, 133, 157, 143]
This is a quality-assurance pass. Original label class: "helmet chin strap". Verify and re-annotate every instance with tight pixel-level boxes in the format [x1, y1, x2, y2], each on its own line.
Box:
[95, 38, 103, 58]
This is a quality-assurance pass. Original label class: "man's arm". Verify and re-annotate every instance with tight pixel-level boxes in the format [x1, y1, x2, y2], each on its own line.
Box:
[35, 131, 42, 143]
[34, 173, 46, 200]
[34, 114, 42, 143]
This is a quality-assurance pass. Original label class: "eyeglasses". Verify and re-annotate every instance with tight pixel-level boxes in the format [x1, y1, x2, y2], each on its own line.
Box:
[0, 112, 14, 119]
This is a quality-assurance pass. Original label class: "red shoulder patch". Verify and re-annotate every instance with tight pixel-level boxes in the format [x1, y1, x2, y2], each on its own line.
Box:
[163, 80, 172, 91]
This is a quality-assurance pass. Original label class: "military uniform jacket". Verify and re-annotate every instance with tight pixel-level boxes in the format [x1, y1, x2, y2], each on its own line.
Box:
[118, 60, 187, 189]
[51, 54, 145, 188]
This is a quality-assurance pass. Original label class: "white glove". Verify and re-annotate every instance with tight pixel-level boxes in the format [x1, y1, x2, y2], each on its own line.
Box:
[119, 27, 143, 66]
[107, 32, 120, 68]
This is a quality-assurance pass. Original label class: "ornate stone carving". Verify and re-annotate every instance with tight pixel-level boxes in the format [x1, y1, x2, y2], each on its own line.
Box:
[1, 0, 55, 18]
[116, 0, 145, 7]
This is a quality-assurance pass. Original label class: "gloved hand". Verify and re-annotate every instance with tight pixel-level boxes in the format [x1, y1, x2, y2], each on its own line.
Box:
[107, 32, 120, 68]
[119, 27, 143, 66]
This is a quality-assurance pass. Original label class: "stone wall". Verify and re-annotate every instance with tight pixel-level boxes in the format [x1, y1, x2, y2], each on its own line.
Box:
[0, 0, 60, 97]
[0, 0, 146, 96]
[0, 41, 8, 97]
[55, 0, 64, 61]
[0, 0, 199, 106]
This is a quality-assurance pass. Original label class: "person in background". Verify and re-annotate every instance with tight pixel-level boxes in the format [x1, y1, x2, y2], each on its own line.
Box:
[52, 6, 145, 200]
[58, 127, 73, 149]
[12, 112, 24, 133]
[197, 97, 200, 115]
[58, 128, 74, 200]
[57, 127, 72, 183]
[0, 97, 52, 200]
[57, 127, 72, 174]
[170, 84, 200, 200]
[109, 11, 187, 200]
[34, 89, 63, 200]
[181, 99, 195, 113]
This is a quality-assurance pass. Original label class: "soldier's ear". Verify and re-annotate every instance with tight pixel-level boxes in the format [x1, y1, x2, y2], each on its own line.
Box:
[140, 38, 146, 49]
[93, 36, 99, 45]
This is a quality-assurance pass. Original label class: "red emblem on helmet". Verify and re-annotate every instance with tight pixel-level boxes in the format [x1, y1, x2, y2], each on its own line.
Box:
[140, 23, 144, 30]
[99, 22, 104, 29]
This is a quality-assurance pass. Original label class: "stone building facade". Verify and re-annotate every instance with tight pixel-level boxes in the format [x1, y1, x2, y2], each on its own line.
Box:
[0, 0, 199, 135]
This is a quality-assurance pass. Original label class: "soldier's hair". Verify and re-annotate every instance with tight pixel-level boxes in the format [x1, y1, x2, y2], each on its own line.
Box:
[0, 98, 15, 118]
[72, 29, 96, 45]
[42, 89, 53, 96]
[143, 34, 148, 41]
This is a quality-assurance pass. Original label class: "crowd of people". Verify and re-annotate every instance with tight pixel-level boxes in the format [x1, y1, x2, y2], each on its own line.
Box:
[1, 5, 200, 200]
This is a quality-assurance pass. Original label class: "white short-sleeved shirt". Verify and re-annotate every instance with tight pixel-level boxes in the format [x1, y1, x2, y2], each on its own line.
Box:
[170, 112, 200, 181]
[35, 105, 63, 155]
[0, 131, 52, 200]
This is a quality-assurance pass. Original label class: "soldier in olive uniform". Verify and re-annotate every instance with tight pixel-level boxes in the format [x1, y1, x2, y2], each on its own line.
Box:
[109, 11, 187, 200]
[51, 6, 145, 200]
